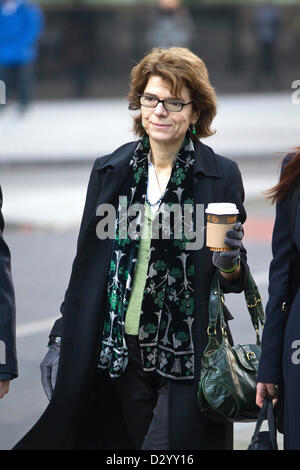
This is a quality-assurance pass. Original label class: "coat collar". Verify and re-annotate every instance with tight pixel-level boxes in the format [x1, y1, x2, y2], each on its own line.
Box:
[193, 139, 221, 178]
[96, 141, 138, 172]
[96, 139, 222, 178]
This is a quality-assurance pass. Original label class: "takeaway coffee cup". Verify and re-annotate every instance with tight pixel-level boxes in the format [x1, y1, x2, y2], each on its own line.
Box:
[205, 203, 239, 251]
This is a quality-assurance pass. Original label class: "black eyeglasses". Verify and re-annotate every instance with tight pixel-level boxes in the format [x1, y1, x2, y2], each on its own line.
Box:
[138, 94, 192, 112]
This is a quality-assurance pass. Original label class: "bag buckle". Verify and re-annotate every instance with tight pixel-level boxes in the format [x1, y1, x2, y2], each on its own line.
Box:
[246, 351, 256, 361]
[207, 326, 217, 336]
[246, 295, 262, 308]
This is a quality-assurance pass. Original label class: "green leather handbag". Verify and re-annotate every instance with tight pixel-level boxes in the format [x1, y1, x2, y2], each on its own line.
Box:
[197, 271, 265, 423]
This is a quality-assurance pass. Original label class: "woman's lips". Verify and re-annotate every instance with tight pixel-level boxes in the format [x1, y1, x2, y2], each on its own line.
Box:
[151, 122, 171, 128]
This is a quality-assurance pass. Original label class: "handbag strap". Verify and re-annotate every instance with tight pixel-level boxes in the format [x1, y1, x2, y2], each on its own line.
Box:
[267, 397, 278, 449]
[244, 272, 265, 345]
[206, 274, 227, 353]
[250, 398, 278, 450]
[206, 270, 265, 352]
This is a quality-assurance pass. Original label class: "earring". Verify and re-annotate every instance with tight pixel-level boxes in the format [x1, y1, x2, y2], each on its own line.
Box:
[190, 124, 196, 134]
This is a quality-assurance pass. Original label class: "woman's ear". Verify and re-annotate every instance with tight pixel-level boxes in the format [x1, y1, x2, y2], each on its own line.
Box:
[192, 110, 201, 125]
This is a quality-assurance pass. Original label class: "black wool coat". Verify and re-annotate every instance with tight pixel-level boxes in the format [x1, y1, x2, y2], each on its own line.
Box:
[0, 185, 18, 381]
[14, 139, 249, 450]
[257, 154, 300, 450]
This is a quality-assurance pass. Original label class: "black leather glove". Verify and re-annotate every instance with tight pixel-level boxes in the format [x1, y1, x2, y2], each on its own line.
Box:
[40, 343, 60, 401]
[212, 221, 244, 272]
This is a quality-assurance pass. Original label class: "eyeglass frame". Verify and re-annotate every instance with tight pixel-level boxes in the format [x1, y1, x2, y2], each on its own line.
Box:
[138, 94, 193, 112]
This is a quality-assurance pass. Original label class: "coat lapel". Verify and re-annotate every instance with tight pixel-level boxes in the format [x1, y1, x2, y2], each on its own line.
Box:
[78, 141, 137, 248]
[95, 141, 137, 207]
[97, 142, 137, 207]
[96, 166, 129, 207]
[193, 139, 221, 179]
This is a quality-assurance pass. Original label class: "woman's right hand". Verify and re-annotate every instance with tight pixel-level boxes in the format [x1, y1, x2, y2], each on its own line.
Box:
[256, 382, 278, 408]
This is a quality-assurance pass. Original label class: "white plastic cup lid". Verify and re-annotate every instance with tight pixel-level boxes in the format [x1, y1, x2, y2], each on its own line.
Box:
[205, 203, 239, 215]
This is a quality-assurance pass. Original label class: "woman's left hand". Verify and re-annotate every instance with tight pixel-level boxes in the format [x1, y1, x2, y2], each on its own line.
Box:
[212, 221, 244, 273]
[256, 382, 278, 408]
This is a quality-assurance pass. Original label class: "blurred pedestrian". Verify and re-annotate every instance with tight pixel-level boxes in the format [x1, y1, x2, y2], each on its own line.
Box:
[147, 0, 195, 49]
[256, 147, 300, 450]
[14, 47, 249, 450]
[251, 2, 281, 90]
[0, 0, 44, 114]
[0, 185, 18, 399]
[64, 11, 95, 98]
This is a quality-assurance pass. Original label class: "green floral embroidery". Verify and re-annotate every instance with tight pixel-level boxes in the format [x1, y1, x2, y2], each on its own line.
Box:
[118, 238, 131, 247]
[154, 291, 164, 308]
[154, 260, 167, 271]
[134, 167, 143, 184]
[175, 331, 189, 343]
[187, 264, 195, 276]
[171, 167, 186, 185]
[145, 323, 157, 334]
[170, 267, 182, 279]
[109, 291, 118, 308]
[110, 260, 116, 270]
[179, 297, 194, 316]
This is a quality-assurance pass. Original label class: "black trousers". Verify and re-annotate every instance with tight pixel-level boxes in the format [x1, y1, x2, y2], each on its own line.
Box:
[115, 334, 169, 450]
[72, 335, 169, 450]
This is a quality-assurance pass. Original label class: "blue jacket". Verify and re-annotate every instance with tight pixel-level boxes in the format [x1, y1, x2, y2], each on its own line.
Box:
[0, 0, 43, 65]
[0, 185, 18, 380]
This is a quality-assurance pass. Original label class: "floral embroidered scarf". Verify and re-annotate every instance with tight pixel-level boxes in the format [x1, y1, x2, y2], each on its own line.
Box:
[98, 134, 195, 380]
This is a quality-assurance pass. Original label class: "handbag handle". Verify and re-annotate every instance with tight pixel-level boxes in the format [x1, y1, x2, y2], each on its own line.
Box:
[244, 271, 265, 345]
[249, 398, 278, 450]
[206, 271, 265, 353]
[205, 273, 226, 354]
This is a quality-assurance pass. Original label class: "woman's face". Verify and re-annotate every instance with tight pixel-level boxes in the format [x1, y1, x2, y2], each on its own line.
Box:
[141, 75, 199, 148]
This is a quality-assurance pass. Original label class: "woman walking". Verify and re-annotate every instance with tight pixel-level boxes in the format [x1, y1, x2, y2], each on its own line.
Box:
[14, 47, 249, 450]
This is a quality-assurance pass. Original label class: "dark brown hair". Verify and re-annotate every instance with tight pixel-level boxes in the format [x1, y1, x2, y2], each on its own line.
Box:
[265, 147, 300, 203]
[128, 47, 218, 140]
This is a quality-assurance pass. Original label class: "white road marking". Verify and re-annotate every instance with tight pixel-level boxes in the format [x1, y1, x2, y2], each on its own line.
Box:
[16, 316, 58, 338]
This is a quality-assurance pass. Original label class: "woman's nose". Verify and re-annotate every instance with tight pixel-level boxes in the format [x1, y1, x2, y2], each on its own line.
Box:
[154, 102, 168, 116]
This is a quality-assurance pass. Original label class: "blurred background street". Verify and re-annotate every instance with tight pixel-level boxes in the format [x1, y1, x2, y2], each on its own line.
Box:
[0, 0, 299, 451]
